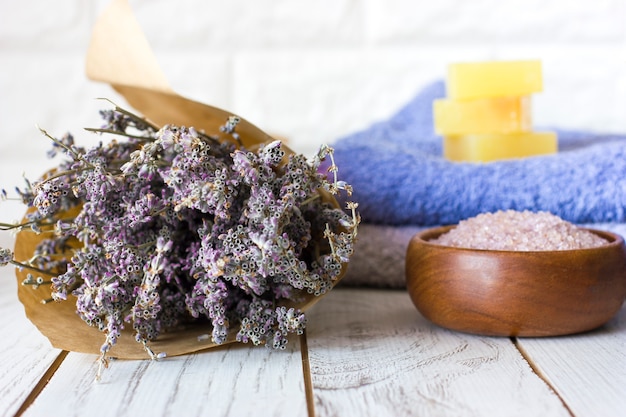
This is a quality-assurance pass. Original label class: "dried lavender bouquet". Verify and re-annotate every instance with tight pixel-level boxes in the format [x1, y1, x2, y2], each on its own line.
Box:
[0, 103, 359, 373]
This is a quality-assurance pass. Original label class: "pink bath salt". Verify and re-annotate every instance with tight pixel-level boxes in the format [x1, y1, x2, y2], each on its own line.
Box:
[430, 210, 609, 251]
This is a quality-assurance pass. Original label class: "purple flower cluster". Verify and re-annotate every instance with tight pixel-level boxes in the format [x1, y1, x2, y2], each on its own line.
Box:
[0, 248, 13, 266]
[1, 104, 359, 363]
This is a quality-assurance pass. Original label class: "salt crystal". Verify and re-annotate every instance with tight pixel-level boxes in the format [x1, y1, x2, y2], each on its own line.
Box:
[430, 210, 609, 251]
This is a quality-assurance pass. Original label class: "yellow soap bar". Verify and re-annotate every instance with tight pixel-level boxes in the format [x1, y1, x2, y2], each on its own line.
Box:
[433, 96, 532, 135]
[447, 60, 543, 100]
[444, 132, 557, 163]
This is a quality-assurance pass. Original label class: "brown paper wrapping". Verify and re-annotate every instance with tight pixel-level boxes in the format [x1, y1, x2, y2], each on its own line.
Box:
[14, 0, 343, 359]
[85, 0, 273, 149]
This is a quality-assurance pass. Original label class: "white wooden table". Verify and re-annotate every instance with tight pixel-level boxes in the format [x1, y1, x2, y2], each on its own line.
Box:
[1, 232, 625, 417]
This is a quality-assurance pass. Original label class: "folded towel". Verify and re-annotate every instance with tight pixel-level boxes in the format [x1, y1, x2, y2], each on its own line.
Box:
[332, 81, 626, 226]
[339, 223, 424, 288]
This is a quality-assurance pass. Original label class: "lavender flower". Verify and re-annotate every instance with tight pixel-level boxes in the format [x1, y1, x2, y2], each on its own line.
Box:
[0, 103, 360, 370]
[0, 248, 12, 266]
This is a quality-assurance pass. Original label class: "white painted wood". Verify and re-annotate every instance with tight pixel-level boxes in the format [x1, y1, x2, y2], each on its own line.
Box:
[21, 339, 307, 417]
[516, 303, 626, 417]
[0, 233, 61, 417]
[305, 288, 570, 417]
[9, 279, 623, 417]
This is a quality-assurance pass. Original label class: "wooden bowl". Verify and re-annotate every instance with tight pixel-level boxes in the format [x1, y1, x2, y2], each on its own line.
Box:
[405, 225, 626, 337]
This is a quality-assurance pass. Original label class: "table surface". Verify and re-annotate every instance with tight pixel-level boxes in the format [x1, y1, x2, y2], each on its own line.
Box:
[1, 233, 625, 417]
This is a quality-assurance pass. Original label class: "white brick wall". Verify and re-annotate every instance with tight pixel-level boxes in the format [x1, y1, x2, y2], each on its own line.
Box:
[1, 0, 625, 221]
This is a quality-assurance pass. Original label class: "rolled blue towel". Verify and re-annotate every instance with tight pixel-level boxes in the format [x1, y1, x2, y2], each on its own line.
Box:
[332, 81, 626, 226]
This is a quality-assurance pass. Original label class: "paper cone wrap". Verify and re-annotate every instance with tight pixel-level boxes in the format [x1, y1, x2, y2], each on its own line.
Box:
[14, 0, 346, 359]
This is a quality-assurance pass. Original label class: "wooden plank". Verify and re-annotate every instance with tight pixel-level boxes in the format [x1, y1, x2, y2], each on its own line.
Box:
[516, 303, 626, 417]
[21, 338, 308, 417]
[0, 235, 61, 417]
[306, 288, 571, 417]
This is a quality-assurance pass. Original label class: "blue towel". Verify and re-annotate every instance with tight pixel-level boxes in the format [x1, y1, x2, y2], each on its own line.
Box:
[332, 81, 626, 226]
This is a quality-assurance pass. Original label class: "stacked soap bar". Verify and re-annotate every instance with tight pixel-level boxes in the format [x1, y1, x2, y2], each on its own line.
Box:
[434, 60, 557, 162]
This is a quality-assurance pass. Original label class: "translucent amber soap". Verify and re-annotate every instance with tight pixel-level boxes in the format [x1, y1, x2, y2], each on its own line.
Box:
[444, 132, 557, 163]
[447, 60, 543, 100]
[433, 96, 531, 135]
